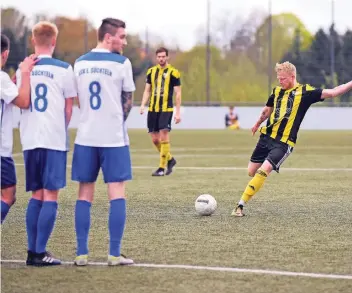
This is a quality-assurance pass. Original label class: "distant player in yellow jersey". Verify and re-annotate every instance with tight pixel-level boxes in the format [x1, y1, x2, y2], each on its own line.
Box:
[225, 106, 240, 130]
[232, 61, 352, 217]
[140, 47, 182, 176]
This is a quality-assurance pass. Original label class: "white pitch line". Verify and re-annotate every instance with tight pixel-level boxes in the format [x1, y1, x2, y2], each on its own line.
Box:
[1, 259, 352, 280]
[11, 146, 352, 154]
[13, 163, 352, 172]
[129, 146, 352, 151]
[131, 154, 250, 158]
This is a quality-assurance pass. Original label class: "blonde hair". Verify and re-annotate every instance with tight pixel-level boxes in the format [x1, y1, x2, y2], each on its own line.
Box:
[275, 61, 296, 76]
[32, 21, 58, 47]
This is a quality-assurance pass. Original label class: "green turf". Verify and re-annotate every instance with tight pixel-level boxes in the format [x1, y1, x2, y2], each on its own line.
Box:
[2, 129, 352, 293]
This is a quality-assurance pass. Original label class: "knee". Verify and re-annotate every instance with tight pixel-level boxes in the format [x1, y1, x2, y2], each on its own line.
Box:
[152, 138, 160, 145]
[9, 194, 17, 206]
[11, 188, 17, 205]
[108, 182, 126, 201]
[43, 190, 59, 202]
[11, 195, 17, 206]
[248, 170, 256, 177]
[2, 187, 17, 206]
[247, 165, 257, 177]
[78, 183, 95, 203]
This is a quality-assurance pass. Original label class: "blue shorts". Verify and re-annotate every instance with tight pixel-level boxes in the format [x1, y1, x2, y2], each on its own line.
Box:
[71, 144, 132, 183]
[23, 148, 67, 192]
[1, 156, 17, 189]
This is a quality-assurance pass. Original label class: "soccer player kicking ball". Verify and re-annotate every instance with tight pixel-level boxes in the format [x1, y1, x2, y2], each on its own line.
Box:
[1, 34, 37, 223]
[232, 61, 352, 217]
[72, 18, 135, 266]
[17, 22, 77, 266]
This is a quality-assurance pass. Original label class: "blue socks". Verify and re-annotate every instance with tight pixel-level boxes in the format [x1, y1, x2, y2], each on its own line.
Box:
[109, 198, 126, 257]
[36, 201, 58, 254]
[26, 198, 43, 252]
[75, 199, 126, 257]
[75, 200, 91, 256]
[1, 201, 10, 224]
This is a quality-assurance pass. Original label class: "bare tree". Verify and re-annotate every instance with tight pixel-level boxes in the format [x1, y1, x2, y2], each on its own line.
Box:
[1, 7, 28, 40]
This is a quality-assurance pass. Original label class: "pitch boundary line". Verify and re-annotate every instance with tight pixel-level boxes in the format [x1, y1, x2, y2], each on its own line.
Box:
[1, 259, 351, 280]
[12, 163, 352, 172]
[132, 166, 352, 172]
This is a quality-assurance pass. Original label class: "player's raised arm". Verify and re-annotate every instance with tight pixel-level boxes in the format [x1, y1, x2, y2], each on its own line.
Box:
[321, 80, 352, 99]
[140, 68, 152, 114]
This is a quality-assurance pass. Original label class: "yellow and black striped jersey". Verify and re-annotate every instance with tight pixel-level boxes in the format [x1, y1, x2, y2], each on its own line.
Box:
[260, 84, 324, 146]
[146, 64, 181, 112]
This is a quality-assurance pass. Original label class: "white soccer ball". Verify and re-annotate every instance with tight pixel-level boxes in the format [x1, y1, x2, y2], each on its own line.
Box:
[195, 194, 217, 216]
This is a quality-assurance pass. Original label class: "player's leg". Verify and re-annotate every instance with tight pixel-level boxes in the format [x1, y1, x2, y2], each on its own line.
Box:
[100, 146, 133, 265]
[265, 140, 293, 174]
[25, 189, 44, 265]
[147, 111, 162, 155]
[1, 157, 17, 223]
[233, 137, 293, 217]
[72, 144, 100, 266]
[152, 112, 176, 176]
[23, 149, 46, 265]
[150, 132, 161, 152]
[229, 121, 240, 130]
[163, 112, 176, 175]
[30, 149, 67, 266]
[248, 161, 263, 177]
[1, 186, 16, 223]
[232, 135, 270, 216]
[150, 130, 175, 173]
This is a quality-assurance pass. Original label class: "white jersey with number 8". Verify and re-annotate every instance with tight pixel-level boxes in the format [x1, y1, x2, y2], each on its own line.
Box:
[73, 48, 136, 147]
[17, 55, 77, 151]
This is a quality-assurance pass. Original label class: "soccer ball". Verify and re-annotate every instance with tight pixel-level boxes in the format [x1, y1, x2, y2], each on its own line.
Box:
[195, 194, 217, 216]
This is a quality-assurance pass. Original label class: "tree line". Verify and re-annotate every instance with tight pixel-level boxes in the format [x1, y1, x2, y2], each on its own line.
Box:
[1, 7, 351, 105]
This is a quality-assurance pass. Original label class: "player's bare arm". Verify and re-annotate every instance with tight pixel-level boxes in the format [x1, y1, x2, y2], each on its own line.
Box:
[122, 91, 133, 121]
[12, 55, 38, 108]
[65, 97, 75, 127]
[174, 85, 181, 124]
[252, 106, 273, 135]
[321, 80, 352, 99]
[140, 83, 151, 114]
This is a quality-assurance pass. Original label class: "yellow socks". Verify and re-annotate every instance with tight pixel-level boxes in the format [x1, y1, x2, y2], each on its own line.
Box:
[154, 142, 172, 162]
[159, 141, 171, 169]
[240, 169, 268, 204]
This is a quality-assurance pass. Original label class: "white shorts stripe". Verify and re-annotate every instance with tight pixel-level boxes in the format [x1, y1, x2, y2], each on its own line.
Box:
[276, 146, 292, 169]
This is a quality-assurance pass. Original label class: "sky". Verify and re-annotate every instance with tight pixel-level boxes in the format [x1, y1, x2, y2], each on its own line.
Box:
[1, 0, 351, 50]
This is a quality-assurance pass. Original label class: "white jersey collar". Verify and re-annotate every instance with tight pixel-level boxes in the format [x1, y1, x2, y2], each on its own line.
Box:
[38, 54, 52, 58]
[92, 48, 110, 53]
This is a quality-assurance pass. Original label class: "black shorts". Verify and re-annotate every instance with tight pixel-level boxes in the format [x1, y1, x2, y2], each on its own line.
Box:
[147, 111, 173, 133]
[250, 134, 293, 172]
